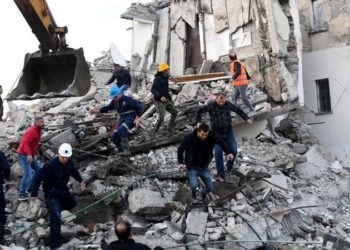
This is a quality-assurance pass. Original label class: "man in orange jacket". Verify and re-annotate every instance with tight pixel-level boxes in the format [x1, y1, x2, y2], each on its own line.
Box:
[17, 116, 44, 201]
[229, 52, 255, 114]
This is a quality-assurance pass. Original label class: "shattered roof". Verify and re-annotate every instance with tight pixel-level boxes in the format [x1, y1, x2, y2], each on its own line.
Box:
[121, 3, 158, 22]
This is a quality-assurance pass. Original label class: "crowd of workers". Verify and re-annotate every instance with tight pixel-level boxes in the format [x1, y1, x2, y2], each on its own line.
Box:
[0, 52, 258, 249]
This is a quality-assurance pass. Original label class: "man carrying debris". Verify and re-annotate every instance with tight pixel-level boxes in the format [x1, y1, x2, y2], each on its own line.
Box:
[90, 85, 142, 156]
[151, 63, 178, 133]
[105, 63, 132, 93]
[17, 116, 44, 201]
[30, 143, 86, 250]
[229, 52, 256, 115]
[177, 123, 234, 201]
[104, 221, 154, 250]
[196, 93, 253, 180]
[0, 151, 10, 243]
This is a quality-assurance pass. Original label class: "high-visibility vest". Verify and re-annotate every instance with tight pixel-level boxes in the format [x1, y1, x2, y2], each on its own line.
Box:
[230, 60, 249, 86]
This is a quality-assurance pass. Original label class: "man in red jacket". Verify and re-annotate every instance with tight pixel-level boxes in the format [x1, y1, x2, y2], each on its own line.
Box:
[17, 117, 44, 201]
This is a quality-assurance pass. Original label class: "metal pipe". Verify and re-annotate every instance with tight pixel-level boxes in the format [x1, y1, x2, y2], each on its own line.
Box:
[197, 0, 207, 60]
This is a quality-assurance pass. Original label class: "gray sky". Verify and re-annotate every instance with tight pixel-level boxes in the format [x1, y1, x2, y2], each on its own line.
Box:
[0, 0, 150, 96]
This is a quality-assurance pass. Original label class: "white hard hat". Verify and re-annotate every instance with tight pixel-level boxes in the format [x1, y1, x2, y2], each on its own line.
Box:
[58, 143, 73, 157]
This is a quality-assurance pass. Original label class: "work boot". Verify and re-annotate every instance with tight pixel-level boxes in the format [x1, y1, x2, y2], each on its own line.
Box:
[119, 137, 131, 156]
[201, 193, 207, 202]
[168, 114, 177, 132]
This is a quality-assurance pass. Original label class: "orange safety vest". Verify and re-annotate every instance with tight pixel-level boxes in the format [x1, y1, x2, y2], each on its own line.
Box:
[230, 60, 249, 86]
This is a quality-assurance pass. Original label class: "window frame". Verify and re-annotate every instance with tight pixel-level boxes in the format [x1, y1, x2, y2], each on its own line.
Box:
[315, 78, 332, 115]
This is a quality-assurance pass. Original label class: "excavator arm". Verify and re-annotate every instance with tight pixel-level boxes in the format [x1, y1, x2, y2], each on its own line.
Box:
[7, 0, 91, 101]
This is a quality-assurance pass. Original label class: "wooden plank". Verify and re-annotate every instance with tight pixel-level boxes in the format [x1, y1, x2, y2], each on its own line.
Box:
[169, 72, 225, 83]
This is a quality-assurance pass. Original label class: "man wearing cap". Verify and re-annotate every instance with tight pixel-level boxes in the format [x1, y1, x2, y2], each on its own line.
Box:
[151, 63, 178, 133]
[90, 85, 143, 156]
[30, 143, 85, 250]
[105, 63, 131, 93]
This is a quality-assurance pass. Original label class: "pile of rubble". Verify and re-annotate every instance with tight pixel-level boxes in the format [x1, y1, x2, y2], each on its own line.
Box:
[0, 58, 349, 250]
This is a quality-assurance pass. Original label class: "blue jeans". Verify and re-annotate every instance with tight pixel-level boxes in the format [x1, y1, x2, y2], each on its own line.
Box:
[214, 130, 237, 175]
[187, 168, 213, 194]
[46, 192, 77, 248]
[112, 116, 135, 145]
[17, 154, 41, 195]
[232, 85, 254, 111]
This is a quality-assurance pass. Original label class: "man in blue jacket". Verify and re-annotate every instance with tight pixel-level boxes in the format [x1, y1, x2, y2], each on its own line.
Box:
[30, 143, 85, 249]
[0, 150, 10, 243]
[90, 85, 143, 156]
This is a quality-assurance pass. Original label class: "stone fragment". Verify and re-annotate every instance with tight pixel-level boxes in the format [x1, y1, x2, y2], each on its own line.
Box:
[185, 210, 208, 236]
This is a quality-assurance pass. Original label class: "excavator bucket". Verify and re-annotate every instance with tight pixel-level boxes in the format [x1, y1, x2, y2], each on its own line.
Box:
[7, 48, 90, 100]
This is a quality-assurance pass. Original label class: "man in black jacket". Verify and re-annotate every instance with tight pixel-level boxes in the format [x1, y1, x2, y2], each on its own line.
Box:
[196, 93, 253, 180]
[30, 143, 86, 249]
[0, 151, 10, 243]
[105, 64, 132, 93]
[177, 123, 234, 200]
[104, 221, 155, 250]
[151, 63, 178, 132]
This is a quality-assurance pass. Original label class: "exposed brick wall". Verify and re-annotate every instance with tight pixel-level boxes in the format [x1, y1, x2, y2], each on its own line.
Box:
[330, 0, 350, 19]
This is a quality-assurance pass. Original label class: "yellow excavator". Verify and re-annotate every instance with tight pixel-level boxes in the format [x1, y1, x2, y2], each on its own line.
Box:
[7, 0, 91, 100]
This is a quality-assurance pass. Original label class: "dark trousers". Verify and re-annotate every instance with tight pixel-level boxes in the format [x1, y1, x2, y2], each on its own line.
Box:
[111, 115, 135, 145]
[46, 192, 77, 248]
[0, 185, 5, 224]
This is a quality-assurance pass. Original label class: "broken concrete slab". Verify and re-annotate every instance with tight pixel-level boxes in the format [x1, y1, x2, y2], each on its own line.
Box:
[128, 189, 170, 221]
[175, 83, 199, 105]
[170, 19, 186, 76]
[226, 0, 244, 33]
[156, 8, 170, 64]
[180, 0, 196, 29]
[185, 210, 208, 236]
[264, 64, 282, 102]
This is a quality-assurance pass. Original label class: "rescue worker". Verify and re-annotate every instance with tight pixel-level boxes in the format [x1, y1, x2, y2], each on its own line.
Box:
[17, 116, 44, 200]
[0, 85, 3, 121]
[90, 85, 142, 156]
[229, 52, 255, 114]
[196, 93, 253, 180]
[30, 143, 85, 250]
[177, 123, 234, 201]
[104, 221, 153, 250]
[105, 63, 132, 93]
[0, 151, 10, 243]
[151, 63, 178, 133]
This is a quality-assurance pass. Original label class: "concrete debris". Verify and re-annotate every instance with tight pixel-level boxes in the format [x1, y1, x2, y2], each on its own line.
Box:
[0, 49, 349, 250]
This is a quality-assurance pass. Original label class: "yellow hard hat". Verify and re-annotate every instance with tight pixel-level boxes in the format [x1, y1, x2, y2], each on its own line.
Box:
[158, 63, 170, 72]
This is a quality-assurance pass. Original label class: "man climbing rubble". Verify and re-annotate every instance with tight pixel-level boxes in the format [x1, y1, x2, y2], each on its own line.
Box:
[229, 52, 256, 115]
[17, 116, 44, 201]
[90, 85, 142, 156]
[105, 63, 132, 93]
[151, 63, 178, 133]
[177, 123, 234, 201]
[196, 93, 253, 181]
[103, 221, 162, 250]
[29, 143, 86, 250]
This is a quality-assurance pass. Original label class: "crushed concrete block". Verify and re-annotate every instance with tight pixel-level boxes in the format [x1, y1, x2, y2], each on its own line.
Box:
[128, 189, 169, 220]
[185, 210, 208, 236]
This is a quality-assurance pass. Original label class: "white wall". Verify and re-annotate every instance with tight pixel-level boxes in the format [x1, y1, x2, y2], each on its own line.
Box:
[303, 46, 350, 166]
[132, 20, 154, 57]
[203, 14, 230, 60]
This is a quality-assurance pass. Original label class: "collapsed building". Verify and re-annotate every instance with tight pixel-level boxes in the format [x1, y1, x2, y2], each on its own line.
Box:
[0, 0, 350, 249]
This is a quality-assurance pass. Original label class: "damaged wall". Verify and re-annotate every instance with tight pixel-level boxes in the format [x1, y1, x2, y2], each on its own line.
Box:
[121, 0, 302, 104]
[298, 0, 350, 165]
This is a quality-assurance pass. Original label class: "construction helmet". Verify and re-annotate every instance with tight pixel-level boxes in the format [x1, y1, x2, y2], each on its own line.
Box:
[58, 143, 73, 157]
[109, 85, 121, 99]
[158, 63, 170, 72]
